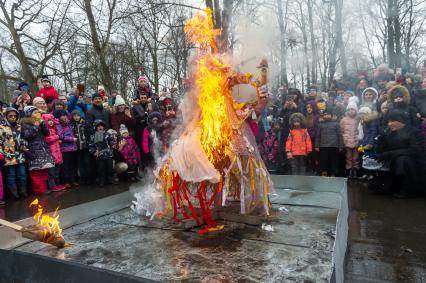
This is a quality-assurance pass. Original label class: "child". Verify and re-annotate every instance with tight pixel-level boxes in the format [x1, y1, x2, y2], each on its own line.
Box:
[141, 112, 162, 168]
[42, 113, 65, 192]
[71, 110, 90, 185]
[21, 106, 55, 194]
[55, 110, 78, 188]
[0, 108, 28, 198]
[286, 113, 312, 175]
[340, 103, 360, 178]
[305, 101, 319, 174]
[260, 116, 279, 171]
[358, 106, 380, 181]
[118, 124, 140, 181]
[88, 120, 117, 187]
[360, 87, 378, 110]
[315, 107, 343, 176]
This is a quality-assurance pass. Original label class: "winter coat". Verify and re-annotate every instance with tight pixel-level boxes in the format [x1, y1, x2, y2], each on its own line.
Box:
[42, 114, 63, 165]
[0, 121, 26, 166]
[56, 121, 77, 152]
[260, 128, 279, 165]
[21, 117, 55, 170]
[387, 85, 420, 127]
[88, 130, 116, 160]
[315, 120, 343, 149]
[111, 111, 136, 133]
[36, 86, 59, 104]
[377, 126, 426, 171]
[340, 116, 359, 148]
[72, 120, 87, 150]
[412, 90, 426, 118]
[119, 136, 140, 165]
[85, 105, 111, 138]
[361, 120, 379, 146]
[286, 128, 312, 156]
[67, 94, 87, 118]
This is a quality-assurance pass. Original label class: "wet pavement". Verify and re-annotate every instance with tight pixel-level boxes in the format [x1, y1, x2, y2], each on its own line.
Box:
[345, 180, 426, 282]
[0, 183, 130, 222]
[15, 180, 345, 283]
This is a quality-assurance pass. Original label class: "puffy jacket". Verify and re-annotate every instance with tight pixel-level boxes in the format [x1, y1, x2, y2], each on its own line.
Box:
[72, 120, 87, 150]
[20, 117, 55, 170]
[0, 121, 26, 166]
[42, 114, 62, 165]
[361, 120, 379, 146]
[36, 86, 59, 104]
[286, 128, 312, 156]
[119, 136, 140, 165]
[340, 116, 359, 148]
[56, 121, 77, 152]
[315, 120, 343, 149]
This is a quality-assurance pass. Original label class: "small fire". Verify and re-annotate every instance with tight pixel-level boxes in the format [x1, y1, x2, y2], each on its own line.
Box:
[185, 9, 232, 167]
[29, 198, 63, 241]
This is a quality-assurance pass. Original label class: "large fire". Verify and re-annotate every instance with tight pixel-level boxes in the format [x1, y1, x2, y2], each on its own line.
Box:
[185, 8, 232, 168]
[29, 198, 63, 242]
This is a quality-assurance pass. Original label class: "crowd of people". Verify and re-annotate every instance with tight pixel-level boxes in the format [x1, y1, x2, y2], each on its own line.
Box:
[257, 64, 426, 198]
[0, 75, 178, 205]
[0, 63, 425, 205]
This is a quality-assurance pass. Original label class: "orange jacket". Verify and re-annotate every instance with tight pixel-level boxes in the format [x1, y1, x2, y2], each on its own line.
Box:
[286, 128, 312, 156]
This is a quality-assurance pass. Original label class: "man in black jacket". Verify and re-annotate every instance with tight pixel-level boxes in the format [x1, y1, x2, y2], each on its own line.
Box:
[377, 110, 426, 198]
[84, 93, 111, 138]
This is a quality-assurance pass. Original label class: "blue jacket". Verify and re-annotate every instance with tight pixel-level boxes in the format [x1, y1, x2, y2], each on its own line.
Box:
[67, 95, 87, 118]
[362, 120, 379, 146]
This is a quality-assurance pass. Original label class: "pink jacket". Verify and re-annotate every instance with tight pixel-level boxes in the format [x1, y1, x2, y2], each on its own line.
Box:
[42, 114, 63, 165]
[340, 116, 359, 149]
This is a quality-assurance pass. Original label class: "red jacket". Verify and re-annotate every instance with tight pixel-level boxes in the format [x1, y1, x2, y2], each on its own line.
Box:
[286, 128, 312, 156]
[37, 86, 59, 103]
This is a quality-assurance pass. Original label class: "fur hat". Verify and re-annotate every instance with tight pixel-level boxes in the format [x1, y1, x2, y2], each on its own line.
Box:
[119, 124, 129, 135]
[289, 112, 306, 128]
[114, 95, 126, 106]
[24, 106, 38, 117]
[346, 102, 358, 112]
[358, 106, 372, 115]
[386, 110, 406, 123]
[387, 85, 410, 104]
[32, 97, 46, 106]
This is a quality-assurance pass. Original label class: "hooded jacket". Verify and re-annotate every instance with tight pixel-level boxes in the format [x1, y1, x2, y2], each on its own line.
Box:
[88, 120, 116, 159]
[285, 113, 312, 156]
[56, 119, 77, 153]
[361, 87, 378, 109]
[36, 85, 59, 104]
[387, 85, 420, 127]
[0, 109, 26, 165]
[21, 117, 55, 170]
[42, 113, 63, 165]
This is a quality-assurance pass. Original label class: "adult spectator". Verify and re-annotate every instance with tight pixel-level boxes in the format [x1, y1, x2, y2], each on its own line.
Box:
[85, 93, 111, 138]
[32, 97, 48, 113]
[377, 110, 426, 198]
[386, 85, 420, 127]
[67, 87, 87, 118]
[111, 95, 136, 133]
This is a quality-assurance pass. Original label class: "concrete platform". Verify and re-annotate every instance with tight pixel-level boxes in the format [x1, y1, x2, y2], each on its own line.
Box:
[1, 175, 348, 283]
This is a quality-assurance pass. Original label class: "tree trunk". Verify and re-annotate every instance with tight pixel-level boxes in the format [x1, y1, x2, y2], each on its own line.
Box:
[213, 0, 222, 29]
[335, 0, 347, 80]
[393, 0, 402, 68]
[220, 0, 233, 53]
[83, 0, 113, 94]
[387, 0, 396, 68]
[276, 0, 288, 86]
[307, 0, 317, 85]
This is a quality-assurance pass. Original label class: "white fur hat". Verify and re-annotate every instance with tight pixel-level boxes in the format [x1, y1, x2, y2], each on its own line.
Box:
[348, 96, 359, 105]
[358, 106, 372, 114]
[114, 95, 126, 106]
[346, 102, 358, 112]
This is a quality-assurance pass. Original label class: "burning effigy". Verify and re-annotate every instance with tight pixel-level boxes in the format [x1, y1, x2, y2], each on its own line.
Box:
[132, 9, 274, 233]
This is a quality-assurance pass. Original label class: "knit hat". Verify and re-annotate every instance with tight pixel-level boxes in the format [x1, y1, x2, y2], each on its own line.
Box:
[138, 76, 148, 83]
[18, 81, 30, 92]
[32, 97, 46, 106]
[114, 95, 126, 106]
[346, 102, 358, 112]
[41, 75, 51, 83]
[98, 85, 105, 92]
[54, 109, 67, 119]
[386, 110, 406, 123]
[358, 106, 372, 115]
[93, 119, 106, 130]
[24, 106, 37, 117]
[323, 106, 334, 115]
[71, 109, 81, 117]
[92, 92, 102, 100]
[348, 96, 359, 105]
[119, 124, 129, 135]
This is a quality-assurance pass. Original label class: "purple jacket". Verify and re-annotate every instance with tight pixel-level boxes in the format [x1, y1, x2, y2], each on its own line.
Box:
[56, 121, 77, 152]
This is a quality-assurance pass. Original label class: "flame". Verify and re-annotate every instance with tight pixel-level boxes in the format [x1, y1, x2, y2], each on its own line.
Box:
[184, 9, 232, 168]
[29, 198, 63, 240]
